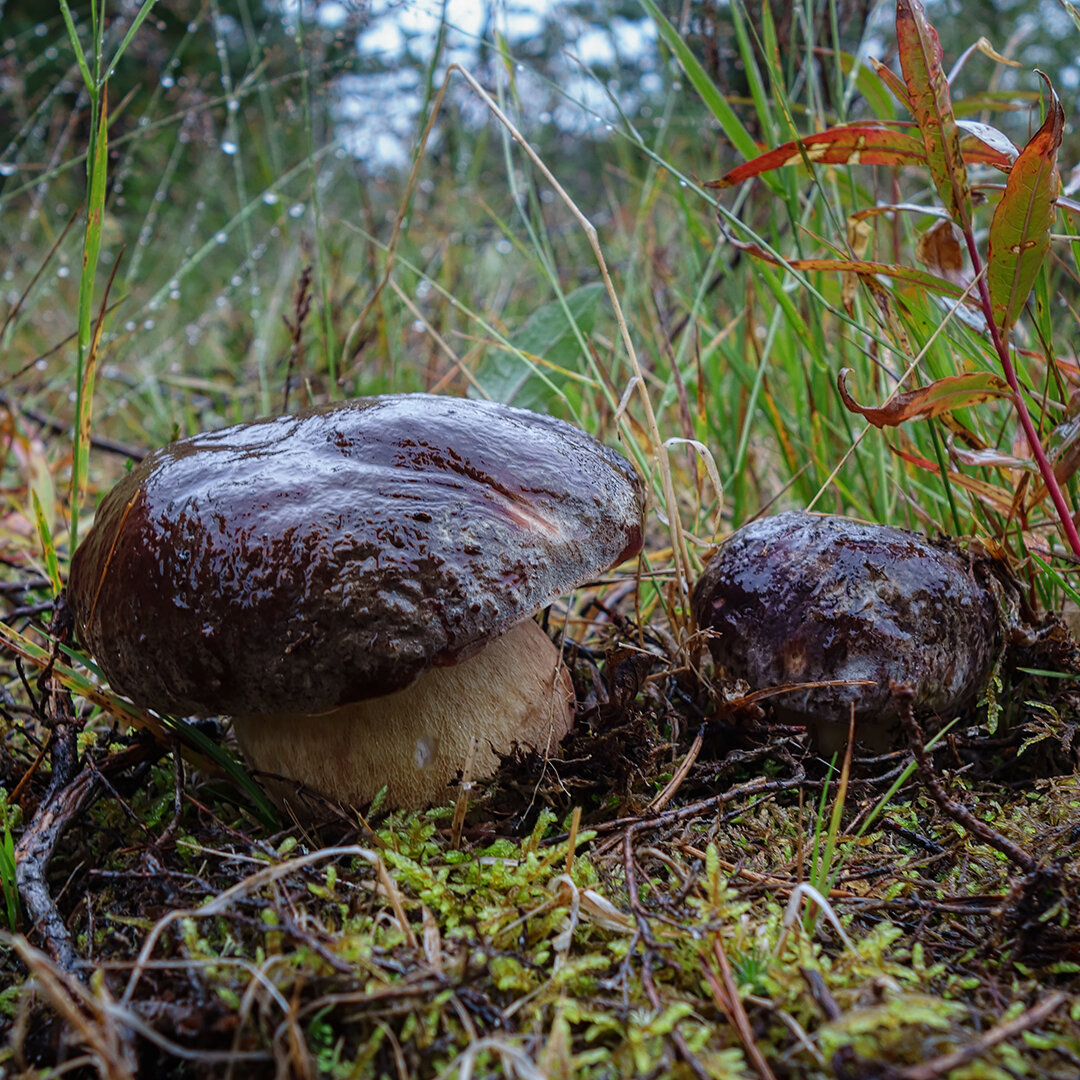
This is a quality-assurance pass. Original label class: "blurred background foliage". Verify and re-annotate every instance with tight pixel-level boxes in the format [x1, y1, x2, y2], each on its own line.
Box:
[3, 0, 1080, 548]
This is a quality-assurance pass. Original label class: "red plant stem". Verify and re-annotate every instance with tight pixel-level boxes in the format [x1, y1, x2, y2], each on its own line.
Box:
[962, 228, 1080, 559]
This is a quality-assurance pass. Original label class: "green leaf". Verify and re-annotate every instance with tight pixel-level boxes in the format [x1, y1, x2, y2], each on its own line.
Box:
[470, 283, 604, 411]
[987, 73, 1063, 338]
[31, 490, 61, 597]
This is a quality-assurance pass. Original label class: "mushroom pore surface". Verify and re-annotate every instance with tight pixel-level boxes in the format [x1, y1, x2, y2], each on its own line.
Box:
[69, 394, 645, 720]
[692, 511, 1006, 743]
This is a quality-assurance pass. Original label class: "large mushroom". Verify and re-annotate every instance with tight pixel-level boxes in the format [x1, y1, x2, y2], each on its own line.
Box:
[69, 394, 645, 811]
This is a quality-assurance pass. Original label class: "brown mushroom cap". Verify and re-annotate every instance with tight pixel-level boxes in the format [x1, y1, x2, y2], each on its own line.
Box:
[691, 511, 1005, 738]
[69, 394, 645, 720]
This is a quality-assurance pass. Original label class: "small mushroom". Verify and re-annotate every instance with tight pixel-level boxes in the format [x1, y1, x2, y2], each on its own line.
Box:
[69, 394, 645, 811]
[691, 511, 1007, 748]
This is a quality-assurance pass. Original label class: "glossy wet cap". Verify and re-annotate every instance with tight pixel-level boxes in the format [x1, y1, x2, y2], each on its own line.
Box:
[691, 511, 1005, 728]
[69, 394, 645, 717]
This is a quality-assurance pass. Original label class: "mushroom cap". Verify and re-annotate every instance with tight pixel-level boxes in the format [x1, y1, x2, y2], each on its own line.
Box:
[69, 394, 645, 717]
[691, 511, 1004, 728]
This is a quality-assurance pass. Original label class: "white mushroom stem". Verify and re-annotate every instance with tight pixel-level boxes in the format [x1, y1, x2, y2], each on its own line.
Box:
[231, 619, 574, 814]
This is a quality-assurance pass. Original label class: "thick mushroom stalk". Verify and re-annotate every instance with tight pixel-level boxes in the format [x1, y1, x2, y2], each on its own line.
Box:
[68, 394, 645, 812]
[233, 620, 573, 811]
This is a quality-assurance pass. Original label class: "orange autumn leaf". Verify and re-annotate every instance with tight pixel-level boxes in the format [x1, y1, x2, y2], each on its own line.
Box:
[722, 234, 972, 301]
[837, 368, 1013, 428]
[707, 127, 927, 189]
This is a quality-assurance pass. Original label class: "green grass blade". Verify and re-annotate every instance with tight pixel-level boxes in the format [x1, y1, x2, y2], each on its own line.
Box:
[57, 0, 95, 93]
[31, 490, 61, 597]
[104, 0, 160, 76]
[70, 87, 109, 554]
[0, 818, 17, 931]
[729, 0, 777, 144]
[639, 0, 767, 174]
[161, 716, 280, 829]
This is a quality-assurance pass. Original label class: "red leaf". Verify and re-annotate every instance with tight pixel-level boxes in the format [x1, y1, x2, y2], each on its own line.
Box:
[889, 443, 1017, 513]
[707, 126, 927, 189]
[896, 0, 972, 229]
[723, 234, 973, 301]
[986, 72, 1064, 337]
[837, 368, 1013, 428]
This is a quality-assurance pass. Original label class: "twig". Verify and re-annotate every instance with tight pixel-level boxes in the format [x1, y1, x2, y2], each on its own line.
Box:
[122, 846, 412, 1006]
[679, 845, 861, 899]
[623, 831, 710, 1080]
[16, 738, 160, 970]
[0, 391, 145, 460]
[15, 606, 86, 969]
[594, 773, 805, 857]
[895, 683, 1037, 873]
[15, 768, 99, 970]
[6, 933, 137, 1078]
[704, 935, 778, 1080]
[6, 935, 270, 1070]
[897, 992, 1066, 1080]
[647, 726, 703, 812]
